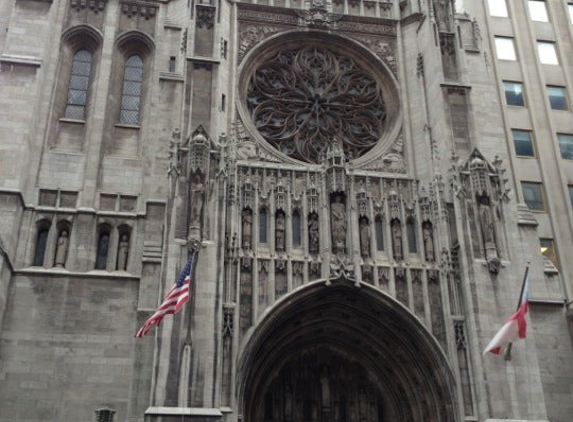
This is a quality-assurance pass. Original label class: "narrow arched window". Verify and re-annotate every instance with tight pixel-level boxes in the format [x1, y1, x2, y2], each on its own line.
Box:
[65, 49, 92, 120]
[33, 226, 50, 266]
[375, 216, 384, 251]
[95, 231, 110, 270]
[259, 208, 268, 244]
[406, 218, 417, 254]
[119, 55, 143, 125]
[292, 210, 301, 247]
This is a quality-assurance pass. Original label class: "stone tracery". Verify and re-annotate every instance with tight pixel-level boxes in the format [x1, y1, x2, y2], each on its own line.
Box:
[246, 46, 387, 163]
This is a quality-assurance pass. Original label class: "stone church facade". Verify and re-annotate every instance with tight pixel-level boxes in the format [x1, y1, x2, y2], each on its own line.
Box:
[0, 0, 572, 421]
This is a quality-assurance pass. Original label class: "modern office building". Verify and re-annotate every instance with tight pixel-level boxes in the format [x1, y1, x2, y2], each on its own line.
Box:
[0, 0, 572, 421]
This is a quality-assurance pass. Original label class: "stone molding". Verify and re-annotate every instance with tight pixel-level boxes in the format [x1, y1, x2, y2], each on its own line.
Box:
[145, 407, 223, 416]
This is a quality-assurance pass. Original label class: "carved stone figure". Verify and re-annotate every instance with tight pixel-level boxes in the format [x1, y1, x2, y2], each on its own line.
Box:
[331, 195, 346, 253]
[276, 212, 285, 252]
[190, 175, 205, 226]
[359, 388, 368, 420]
[433, 0, 449, 32]
[117, 234, 129, 271]
[284, 384, 293, 421]
[309, 213, 320, 254]
[242, 209, 253, 249]
[320, 366, 330, 410]
[478, 195, 494, 244]
[423, 222, 435, 263]
[391, 220, 403, 261]
[360, 218, 370, 258]
[54, 230, 69, 268]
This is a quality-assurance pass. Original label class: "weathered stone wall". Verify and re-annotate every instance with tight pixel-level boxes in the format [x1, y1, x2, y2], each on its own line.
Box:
[0, 274, 139, 422]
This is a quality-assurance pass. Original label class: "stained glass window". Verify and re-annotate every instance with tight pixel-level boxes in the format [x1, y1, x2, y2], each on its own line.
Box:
[65, 49, 92, 120]
[120, 55, 143, 125]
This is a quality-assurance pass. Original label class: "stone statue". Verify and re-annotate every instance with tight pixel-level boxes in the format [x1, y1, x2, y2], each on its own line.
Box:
[276, 212, 285, 252]
[478, 195, 494, 244]
[391, 220, 403, 261]
[54, 230, 69, 268]
[242, 209, 252, 249]
[320, 366, 331, 410]
[422, 222, 435, 263]
[360, 218, 370, 258]
[117, 234, 129, 270]
[190, 175, 205, 226]
[330, 195, 346, 253]
[309, 213, 319, 254]
[358, 388, 368, 421]
[284, 384, 293, 421]
[433, 0, 449, 32]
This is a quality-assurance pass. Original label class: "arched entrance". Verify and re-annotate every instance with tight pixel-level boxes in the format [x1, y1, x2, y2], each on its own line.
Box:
[236, 279, 460, 422]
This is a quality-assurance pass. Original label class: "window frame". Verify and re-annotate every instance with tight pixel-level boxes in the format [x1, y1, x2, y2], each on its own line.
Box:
[537, 40, 559, 65]
[494, 36, 517, 61]
[546, 85, 568, 110]
[528, 0, 549, 22]
[540, 238, 559, 268]
[557, 133, 573, 160]
[503, 81, 525, 107]
[114, 32, 154, 129]
[119, 54, 144, 125]
[488, 0, 508, 17]
[64, 49, 93, 120]
[511, 129, 536, 157]
[521, 181, 546, 212]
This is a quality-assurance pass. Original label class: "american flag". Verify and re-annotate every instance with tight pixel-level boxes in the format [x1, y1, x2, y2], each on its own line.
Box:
[136, 251, 197, 338]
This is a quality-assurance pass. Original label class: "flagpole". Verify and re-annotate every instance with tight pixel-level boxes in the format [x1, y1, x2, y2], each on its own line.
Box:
[186, 241, 200, 345]
[504, 263, 530, 361]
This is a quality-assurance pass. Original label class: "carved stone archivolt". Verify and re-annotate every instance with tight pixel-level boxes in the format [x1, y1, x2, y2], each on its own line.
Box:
[238, 26, 284, 64]
[350, 36, 397, 76]
[246, 45, 387, 163]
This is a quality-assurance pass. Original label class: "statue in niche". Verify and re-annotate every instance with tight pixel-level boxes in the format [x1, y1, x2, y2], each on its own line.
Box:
[309, 213, 320, 254]
[422, 222, 435, 263]
[275, 212, 285, 252]
[433, 0, 449, 32]
[242, 208, 253, 249]
[330, 194, 346, 254]
[359, 218, 370, 258]
[320, 366, 331, 410]
[189, 174, 205, 226]
[54, 230, 69, 268]
[478, 194, 495, 244]
[391, 219, 403, 261]
[284, 384, 293, 421]
[477, 193, 500, 273]
[358, 388, 368, 421]
[117, 234, 129, 271]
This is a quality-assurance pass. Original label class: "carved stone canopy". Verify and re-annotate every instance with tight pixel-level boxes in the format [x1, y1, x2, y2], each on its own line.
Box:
[240, 32, 401, 165]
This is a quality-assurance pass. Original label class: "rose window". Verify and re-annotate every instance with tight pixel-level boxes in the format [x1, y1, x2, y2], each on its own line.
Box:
[246, 46, 387, 163]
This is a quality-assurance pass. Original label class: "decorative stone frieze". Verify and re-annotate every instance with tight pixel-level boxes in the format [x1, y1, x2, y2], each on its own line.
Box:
[120, 1, 157, 19]
[70, 0, 108, 13]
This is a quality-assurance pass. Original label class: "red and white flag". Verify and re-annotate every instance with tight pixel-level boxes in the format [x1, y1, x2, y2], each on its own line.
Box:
[483, 271, 530, 355]
[136, 251, 197, 338]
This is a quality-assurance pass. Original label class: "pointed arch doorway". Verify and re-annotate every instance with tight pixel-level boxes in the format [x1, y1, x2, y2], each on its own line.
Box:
[236, 280, 460, 422]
